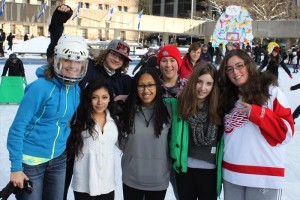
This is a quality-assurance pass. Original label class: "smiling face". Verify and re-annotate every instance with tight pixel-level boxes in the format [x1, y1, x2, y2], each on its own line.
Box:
[91, 87, 110, 115]
[160, 56, 179, 80]
[190, 48, 201, 63]
[226, 55, 249, 87]
[105, 50, 125, 71]
[196, 73, 214, 100]
[137, 73, 157, 107]
[60, 59, 85, 77]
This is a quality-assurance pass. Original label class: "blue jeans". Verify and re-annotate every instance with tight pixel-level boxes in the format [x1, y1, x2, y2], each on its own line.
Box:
[16, 151, 67, 200]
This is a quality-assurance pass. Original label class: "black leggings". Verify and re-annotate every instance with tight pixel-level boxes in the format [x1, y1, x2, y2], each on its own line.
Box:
[74, 191, 114, 200]
[293, 105, 300, 120]
[176, 167, 217, 200]
[123, 184, 167, 200]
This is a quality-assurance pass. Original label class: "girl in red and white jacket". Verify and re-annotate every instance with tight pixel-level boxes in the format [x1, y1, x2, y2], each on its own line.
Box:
[218, 49, 294, 200]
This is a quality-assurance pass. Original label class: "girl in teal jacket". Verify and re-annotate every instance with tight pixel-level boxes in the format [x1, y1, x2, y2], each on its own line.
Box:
[7, 35, 89, 200]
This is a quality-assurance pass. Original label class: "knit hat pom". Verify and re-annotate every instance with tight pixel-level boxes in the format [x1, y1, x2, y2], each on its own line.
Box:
[157, 45, 182, 70]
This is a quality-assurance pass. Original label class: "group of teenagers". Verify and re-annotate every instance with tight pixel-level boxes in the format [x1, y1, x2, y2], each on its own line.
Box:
[6, 4, 294, 200]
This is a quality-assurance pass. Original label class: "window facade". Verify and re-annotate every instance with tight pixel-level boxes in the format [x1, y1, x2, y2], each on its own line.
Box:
[23, 25, 30, 34]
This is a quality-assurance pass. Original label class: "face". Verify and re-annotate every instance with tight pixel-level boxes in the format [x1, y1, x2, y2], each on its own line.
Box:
[226, 55, 249, 87]
[190, 49, 201, 63]
[60, 59, 85, 77]
[202, 47, 208, 52]
[227, 45, 233, 51]
[196, 74, 214, 100]
[91, 87, 110, 115]
[105, 51, 125, 71]
[272, 51, 278, 57]
[137, 73, 157, 107]
[160, 57, 178, 80]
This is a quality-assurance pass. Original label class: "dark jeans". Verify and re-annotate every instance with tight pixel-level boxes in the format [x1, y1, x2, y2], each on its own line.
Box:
[16, 151, 67, 200]
[74, 191, 114, 200]
[0, 42, 4, 55]
[123, 184, 167, 200]
[176, 167, 217, 200]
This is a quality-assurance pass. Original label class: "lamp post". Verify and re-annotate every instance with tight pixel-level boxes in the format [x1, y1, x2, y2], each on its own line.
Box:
[190, 0, 193, 44]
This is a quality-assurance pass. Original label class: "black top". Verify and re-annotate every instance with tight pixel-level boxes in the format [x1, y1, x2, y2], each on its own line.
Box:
[2, 59, 25, 77]
[79, 59, 132, 96]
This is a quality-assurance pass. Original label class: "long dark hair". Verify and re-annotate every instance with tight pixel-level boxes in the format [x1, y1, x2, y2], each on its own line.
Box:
[218, 49, 278, 118]
[68, 79, 122, 157]
[121, 67, 170, 137]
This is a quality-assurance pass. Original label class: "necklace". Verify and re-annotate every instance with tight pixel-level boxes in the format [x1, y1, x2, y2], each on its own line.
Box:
[139, 106, 154, 127]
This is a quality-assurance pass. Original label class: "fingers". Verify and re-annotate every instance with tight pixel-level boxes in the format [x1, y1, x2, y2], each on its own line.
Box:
[58, 5, 70, 12]
[10, 171, 28, 189]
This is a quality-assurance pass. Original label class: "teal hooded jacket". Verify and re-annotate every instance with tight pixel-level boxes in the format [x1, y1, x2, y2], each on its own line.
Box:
[7, 66, 80, 172]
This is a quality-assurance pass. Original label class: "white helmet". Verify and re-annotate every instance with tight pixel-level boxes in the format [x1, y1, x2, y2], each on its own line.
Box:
[54, 34, 89, 85]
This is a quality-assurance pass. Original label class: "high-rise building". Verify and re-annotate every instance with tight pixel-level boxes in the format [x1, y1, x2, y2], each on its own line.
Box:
[152, 0, 209, 18]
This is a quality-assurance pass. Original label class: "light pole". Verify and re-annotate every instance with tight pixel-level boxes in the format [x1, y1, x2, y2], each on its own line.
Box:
[190, 0, 193, 44]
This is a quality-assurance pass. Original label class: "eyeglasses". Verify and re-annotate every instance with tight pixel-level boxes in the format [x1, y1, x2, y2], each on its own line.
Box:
[137, 84, 156, 91]
[225, 63, 245, 74]
[109, 51, 125, 61]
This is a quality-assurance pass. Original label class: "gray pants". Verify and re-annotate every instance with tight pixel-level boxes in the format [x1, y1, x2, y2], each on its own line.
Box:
[223, 180, 282, 200]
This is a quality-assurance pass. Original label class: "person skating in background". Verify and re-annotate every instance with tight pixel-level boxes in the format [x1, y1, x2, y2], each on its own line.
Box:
[179, 42, 202, 79]
[0, 29, 6, 57]
[292, 51, 298, 73]
[253, 44, 262, 64]
[2, 53, 25, 77]
[6, 33, 15, 51]
[120, 67, 171, 200]
[214, 43, 224, 66]
[208, 42, 215, 63]
[218, 49, 294, 200]
[225, 43, 233, 56]
[259, 46, 293, 79]
[290, 83, 300, 123]
[23, 34, 29, 41]
[169, 63, 222, 200]
[67, 79, 123, 200]
[200, 44, 212, 63]
[132, 47, 158, 75]
[7, 34, 89, 200]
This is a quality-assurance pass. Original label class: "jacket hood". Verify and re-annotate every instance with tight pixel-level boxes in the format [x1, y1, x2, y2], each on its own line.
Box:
[35, 65, 62, 87]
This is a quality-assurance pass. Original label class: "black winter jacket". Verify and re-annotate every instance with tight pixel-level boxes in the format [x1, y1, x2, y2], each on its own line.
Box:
[79, 59, 132, 96]
[1, 59, 25, 77]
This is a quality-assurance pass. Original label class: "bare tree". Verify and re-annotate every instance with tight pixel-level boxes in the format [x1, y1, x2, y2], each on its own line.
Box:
[207, 0, 300, 20]
[138, 0, 150, 15]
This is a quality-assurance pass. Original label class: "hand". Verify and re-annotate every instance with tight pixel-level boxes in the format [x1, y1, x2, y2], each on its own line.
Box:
[58, 4, 71, 12]
[289, 74, 293, 79]
[114, 95, 128, 102]
[235, 101, 252, 117]
[10, 171, 29, 189]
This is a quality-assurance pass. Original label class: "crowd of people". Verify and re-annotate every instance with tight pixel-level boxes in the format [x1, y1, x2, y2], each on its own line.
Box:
[1, 3, 297, 200]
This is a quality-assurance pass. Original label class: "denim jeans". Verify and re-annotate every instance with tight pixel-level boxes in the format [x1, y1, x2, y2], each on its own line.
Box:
[16, 151, 67, 200]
